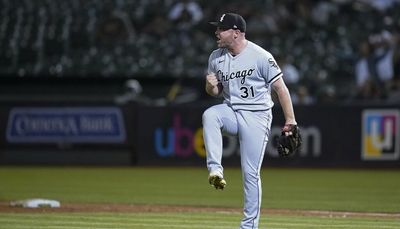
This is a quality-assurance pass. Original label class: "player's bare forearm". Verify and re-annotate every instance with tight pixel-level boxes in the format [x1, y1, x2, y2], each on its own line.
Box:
[205, 73, 222, 97]
[272, 78, 297, 125]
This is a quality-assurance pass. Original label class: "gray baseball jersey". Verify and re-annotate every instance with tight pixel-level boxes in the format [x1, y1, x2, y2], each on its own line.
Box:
[208, 41, 282, 111]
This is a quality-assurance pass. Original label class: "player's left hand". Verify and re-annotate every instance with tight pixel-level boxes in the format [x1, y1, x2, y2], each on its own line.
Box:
[277, 124, 302, 157]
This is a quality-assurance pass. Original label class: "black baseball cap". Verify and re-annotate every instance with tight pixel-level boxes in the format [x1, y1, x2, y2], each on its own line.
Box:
[209, 13, 246, 33]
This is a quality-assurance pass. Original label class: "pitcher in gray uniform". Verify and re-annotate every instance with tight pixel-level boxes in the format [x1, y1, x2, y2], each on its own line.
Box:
[203, 13, 298, 229]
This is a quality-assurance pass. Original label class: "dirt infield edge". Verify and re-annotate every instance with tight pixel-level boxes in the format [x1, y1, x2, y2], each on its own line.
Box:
[0, 202, 399, 219]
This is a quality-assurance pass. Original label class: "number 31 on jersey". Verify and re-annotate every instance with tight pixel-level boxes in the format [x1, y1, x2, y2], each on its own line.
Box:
[240, 86, 255, 98]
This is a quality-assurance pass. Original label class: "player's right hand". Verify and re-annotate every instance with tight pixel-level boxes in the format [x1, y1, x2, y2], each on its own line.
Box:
[206, 73, 219, 87]
[205, 73, 221, 96]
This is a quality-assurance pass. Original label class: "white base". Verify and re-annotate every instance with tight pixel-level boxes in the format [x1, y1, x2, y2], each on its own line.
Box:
[10, 199, 61, 208]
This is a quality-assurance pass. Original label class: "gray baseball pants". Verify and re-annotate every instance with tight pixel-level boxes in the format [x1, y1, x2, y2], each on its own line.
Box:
[202, 103, 272, 229]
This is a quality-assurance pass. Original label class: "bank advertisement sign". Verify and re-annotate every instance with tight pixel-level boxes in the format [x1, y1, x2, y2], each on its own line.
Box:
[6, 107, 126, 143]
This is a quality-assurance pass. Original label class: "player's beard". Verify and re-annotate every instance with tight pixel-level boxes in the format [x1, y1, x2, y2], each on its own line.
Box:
[217, 39, 233, 49]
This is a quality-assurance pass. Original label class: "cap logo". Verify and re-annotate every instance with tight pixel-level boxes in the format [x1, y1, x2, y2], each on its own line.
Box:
[219, 14, 225, 22]
[233, 25, 237, 29]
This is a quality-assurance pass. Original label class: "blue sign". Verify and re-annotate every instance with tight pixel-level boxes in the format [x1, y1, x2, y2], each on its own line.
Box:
[6, 107, 126, 143]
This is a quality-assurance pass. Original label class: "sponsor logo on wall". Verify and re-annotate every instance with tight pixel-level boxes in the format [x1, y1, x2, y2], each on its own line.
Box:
[154, 114, 205, 158]
[362, 109, 400, 160]
[153, 113, 246, 158]
[6, 107, 126, 143]
[266, 126, 321, 158]
[154, 113, 322, 158]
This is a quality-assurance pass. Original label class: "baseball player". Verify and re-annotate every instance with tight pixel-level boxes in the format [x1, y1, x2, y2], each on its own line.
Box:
[203, 13, 298, 229]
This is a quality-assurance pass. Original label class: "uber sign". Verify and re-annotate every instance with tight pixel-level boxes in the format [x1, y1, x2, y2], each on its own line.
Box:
[6, 107, 126, 143]
[220, 126, 322, 158]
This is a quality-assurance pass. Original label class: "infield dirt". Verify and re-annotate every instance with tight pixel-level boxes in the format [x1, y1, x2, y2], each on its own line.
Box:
[0, 202, 399, 219]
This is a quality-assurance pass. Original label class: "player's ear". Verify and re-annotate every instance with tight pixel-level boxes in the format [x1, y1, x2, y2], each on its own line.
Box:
[234, 30, 239, 39]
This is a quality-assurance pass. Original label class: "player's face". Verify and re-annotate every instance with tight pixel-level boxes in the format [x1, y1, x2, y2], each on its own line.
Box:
[215, 27, 236, 48]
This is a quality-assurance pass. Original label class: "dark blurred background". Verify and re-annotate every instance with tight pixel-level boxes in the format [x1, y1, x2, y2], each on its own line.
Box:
[0, 0, 399, 167]
[0, 0, 399, 104]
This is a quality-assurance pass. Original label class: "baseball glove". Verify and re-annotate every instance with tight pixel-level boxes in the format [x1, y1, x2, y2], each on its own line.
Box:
[277, 124, 302, 157]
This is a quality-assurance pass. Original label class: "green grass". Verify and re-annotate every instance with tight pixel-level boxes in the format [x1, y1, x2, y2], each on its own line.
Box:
[0, 167, 399, 212]
[0, 212, 399, 229]
[0, 167, 399, 229]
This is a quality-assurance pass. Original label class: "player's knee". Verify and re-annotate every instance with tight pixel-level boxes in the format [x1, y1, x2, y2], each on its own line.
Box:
[202, 107, 219, 124]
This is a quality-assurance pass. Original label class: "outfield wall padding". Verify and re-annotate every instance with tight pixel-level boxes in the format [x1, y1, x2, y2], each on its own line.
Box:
[0, 102, 399, 167]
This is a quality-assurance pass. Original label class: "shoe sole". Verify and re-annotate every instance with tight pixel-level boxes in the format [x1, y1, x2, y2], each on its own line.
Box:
[209, 175, 226, 190]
